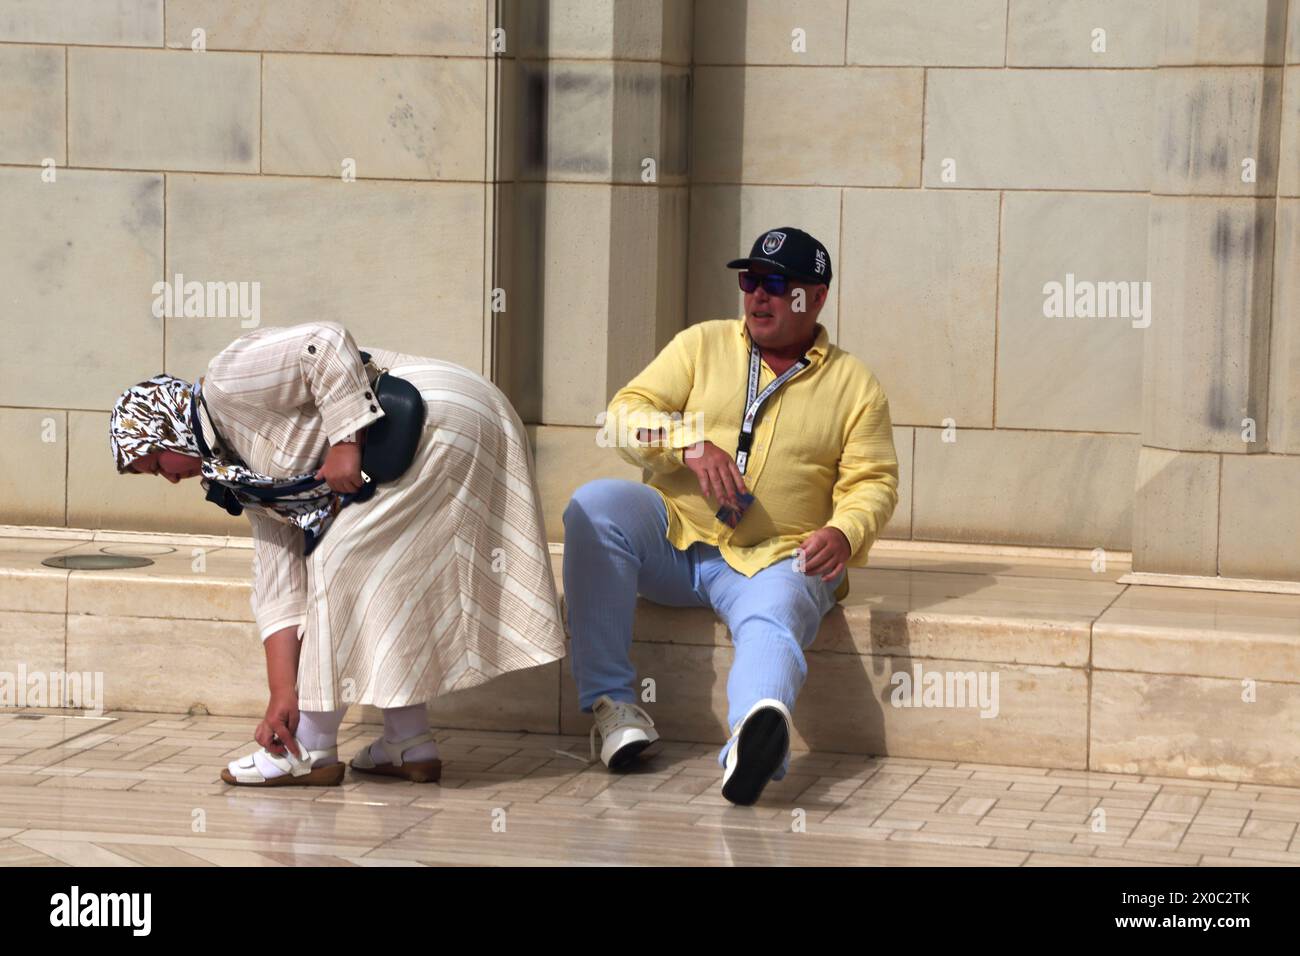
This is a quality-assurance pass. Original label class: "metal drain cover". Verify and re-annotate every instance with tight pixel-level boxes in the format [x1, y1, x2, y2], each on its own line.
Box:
[42, 554, 155, 570]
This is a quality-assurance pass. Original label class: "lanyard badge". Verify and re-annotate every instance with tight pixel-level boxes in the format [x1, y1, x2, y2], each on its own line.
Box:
[716, 343, 811, 528]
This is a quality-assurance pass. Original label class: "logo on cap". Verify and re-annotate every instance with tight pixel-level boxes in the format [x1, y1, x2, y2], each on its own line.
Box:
[814, 249, 827, 275]
[761, 231, 787, 256]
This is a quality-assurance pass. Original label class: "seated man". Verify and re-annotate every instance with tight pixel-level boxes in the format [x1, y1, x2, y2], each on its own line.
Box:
[563, 226, 899, 805]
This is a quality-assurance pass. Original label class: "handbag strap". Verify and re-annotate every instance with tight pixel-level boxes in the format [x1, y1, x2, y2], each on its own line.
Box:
[358, 350, 387, 384]
[190, 378, 245, 466]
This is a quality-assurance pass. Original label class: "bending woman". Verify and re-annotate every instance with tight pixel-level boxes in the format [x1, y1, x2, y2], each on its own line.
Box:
[108, 322, 566, 786]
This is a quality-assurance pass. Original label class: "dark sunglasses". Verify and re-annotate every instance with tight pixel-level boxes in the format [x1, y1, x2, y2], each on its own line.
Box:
[738, 271, 792, 296]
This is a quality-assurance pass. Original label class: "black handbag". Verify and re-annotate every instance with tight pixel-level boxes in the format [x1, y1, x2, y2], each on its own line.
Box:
[357, 351, 426, 484]
[191, 355, 426, 517]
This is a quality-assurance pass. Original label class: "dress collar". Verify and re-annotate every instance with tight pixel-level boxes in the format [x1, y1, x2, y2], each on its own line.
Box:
[191, 376, 223, 460]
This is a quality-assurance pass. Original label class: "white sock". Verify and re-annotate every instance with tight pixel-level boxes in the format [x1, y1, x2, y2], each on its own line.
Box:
[370, 704, 440, 764]
[250, 707, 346, 779]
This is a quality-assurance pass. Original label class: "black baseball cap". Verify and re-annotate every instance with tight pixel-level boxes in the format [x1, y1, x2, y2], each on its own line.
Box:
[727, 226, 832, 285]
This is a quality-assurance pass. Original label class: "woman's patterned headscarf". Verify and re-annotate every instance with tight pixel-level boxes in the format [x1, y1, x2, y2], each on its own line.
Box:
[108, 374, 202, 474]
[109, 374, 366, 556]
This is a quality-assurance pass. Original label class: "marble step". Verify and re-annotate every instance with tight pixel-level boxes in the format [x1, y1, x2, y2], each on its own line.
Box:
[1, 526, 1298, 785]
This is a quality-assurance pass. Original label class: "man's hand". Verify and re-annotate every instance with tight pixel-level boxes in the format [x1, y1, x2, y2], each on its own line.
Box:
[681, 440, 747, 509]
[797, 526, 851, 581]
[315, 439, 364, 493]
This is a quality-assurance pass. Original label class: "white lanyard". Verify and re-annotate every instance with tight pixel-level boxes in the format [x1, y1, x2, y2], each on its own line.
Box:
[735, 343, 811, 475]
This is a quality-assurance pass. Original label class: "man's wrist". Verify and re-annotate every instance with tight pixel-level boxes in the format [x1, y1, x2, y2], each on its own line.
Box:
[680, 440, 708, 462]
[824, 523, 857, 555]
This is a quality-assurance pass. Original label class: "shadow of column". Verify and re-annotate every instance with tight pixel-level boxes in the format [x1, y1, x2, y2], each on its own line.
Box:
[1250, 0, 1289, 452]
[603, 3, 698, 402]
[493, 0, 549, 423]
[685, 4, 746, 330]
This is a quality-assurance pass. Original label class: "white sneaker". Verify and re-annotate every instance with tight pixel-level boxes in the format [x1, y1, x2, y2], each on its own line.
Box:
[721, 698, 792, 806]
[589, 694, 659, 770]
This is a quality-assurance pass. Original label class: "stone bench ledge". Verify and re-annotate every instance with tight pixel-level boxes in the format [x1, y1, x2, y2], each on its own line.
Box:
[4, 526, 1299, 785]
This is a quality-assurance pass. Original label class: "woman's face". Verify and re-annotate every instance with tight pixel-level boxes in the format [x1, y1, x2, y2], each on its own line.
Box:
[129, 450, 203, 483]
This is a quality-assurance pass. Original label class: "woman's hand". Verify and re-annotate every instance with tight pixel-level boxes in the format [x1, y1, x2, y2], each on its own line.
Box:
[315, 439, 365, 494]
[255, 687, 300, 758]
[260, 626, 302, 757]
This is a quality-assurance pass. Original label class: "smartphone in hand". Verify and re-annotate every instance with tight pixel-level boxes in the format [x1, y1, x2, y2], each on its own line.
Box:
[715, 491, 756, 529]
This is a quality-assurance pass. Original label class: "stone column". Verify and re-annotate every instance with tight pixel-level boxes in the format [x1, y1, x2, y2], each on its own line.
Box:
[491, 0, 692, 422]
[491, 0, 694, 534]
[1133, 0, 1295, 579]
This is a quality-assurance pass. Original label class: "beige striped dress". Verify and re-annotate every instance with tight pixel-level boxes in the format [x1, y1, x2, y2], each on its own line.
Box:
[197, 321, 566, 711]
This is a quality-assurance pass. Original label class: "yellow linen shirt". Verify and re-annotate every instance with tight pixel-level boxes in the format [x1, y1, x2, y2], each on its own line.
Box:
[603, 318, 899, 602]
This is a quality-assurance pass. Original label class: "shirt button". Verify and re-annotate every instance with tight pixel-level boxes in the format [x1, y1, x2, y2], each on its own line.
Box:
[369, 404, 377, 412]
[307, 345, 316, 354]
[365, 391, 372, 399]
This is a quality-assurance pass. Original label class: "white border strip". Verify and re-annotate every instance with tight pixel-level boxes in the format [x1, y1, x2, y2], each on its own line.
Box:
[1116, 571, 1300, 596]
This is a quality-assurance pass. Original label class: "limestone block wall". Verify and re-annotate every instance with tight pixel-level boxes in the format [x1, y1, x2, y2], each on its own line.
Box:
[688, 0, 1141, 554]
[1134, 0, 1297, 578]
[0, 0, 502, 535]
[2, 0, 1297, 581]
[678, 0, 1299, 579]
[493, 0, 694, 538]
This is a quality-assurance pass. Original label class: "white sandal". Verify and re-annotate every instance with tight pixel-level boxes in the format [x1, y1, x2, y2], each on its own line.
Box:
[221, 743, 346, 787]
[349, 731, 442, 783]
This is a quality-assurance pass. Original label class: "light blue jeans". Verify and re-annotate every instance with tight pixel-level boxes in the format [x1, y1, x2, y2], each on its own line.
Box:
[562, 479, 844, 780]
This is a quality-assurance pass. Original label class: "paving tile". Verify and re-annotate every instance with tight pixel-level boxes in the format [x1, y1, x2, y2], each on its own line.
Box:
[1045, 769, 1137, 784]
[1197, 854, 1300, 867]
[1141, 776, 1241, 791]
[1177, 832, 1296, 853]
[889, 829, 994, 848]
[1025, 853, 1170, 867]
[1094, 846, 1205, 866]
[1098, 794, 1156, 810]
[994, 836, 1095, 855]
[1238, 783, 1300, 796]
[1150, 793, 1205, 815]
[1246, 804, 1300, 823]
[0, 709, 1292, 866]
[1226, 847, 1300, 864]
[1054, 785, 1115, 797]
[1187, 822, 1247, 839]
[0, 839, 65, 866]
[924, 818, 1037, 837]
[1072, 831, 1138, 848]
[994, 795, 1054, 812]
[1126, 818, 1189, 848]
[1244, 818, 1299, 841]
[941, 796, 997, 817]
[1044, 794, 1103, 814]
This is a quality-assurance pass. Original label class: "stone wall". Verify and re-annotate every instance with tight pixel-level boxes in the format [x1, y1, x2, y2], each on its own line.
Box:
[676, 0, 1297, 582]
[2, 1, 1297, 580]
[1, 0, 500, 537]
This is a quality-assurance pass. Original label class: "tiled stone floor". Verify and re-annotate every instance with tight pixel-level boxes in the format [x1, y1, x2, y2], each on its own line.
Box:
[1, 710, 1299, 867]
